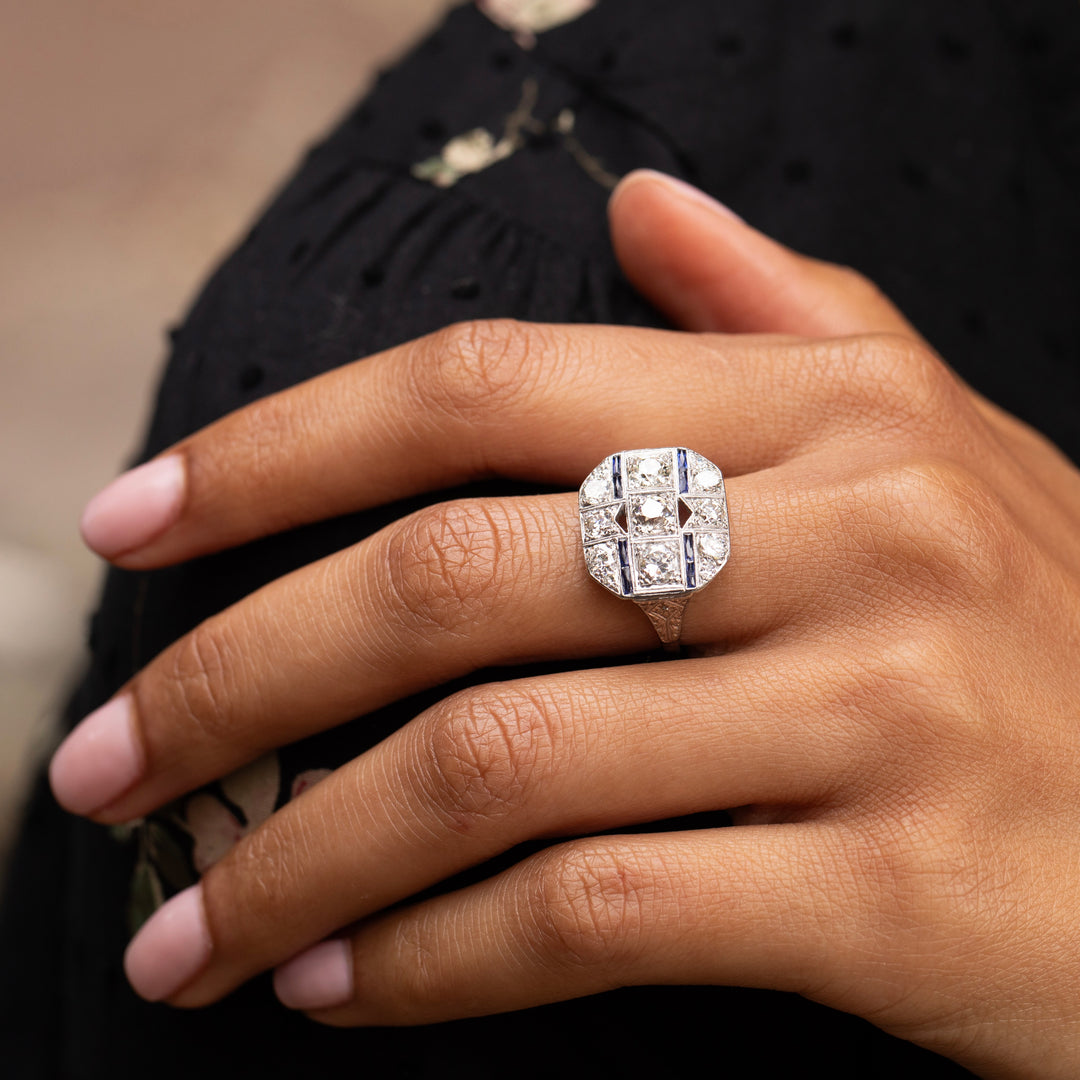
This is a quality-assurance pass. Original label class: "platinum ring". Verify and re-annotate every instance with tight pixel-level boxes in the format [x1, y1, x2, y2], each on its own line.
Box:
[578, 447, 729, 648]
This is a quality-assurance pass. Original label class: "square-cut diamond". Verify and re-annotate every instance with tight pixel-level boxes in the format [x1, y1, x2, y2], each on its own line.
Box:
[629, 492, 678, 537]
[632, 538, 683, 590]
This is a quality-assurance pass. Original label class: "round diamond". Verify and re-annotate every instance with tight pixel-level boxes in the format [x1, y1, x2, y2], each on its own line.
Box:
[634, 540, 682, 588]
[638, 458, 664, 483]
[688, 450, 726, 495]
[699, 533, 728, 559]
[627, 450, 673, 489]
[585, 542, 622, 594]
[579, 465, 614, 507]
[695, 531, 729, 583]
[630, 493, 677, 537]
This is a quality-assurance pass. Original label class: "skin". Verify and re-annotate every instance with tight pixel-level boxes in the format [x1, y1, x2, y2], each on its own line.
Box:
[58, 171, 1080, 1077]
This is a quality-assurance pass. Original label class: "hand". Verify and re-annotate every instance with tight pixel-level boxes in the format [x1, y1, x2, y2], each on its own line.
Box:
[51, 170, 1080, 1078]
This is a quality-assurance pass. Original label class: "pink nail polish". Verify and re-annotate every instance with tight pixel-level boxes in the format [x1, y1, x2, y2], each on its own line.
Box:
[124, 884, 213, 1002]
[80, 455, 186, 558]
[49, 695, 144, 815]
[274, 939, 353, 1011]
[614, 169, 744, 223]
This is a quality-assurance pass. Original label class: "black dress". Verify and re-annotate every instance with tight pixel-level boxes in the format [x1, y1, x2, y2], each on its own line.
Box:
[3, 2, 1079, 1076]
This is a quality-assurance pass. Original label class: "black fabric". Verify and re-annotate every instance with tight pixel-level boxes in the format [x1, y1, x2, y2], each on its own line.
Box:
[3, 1, 1079, 1075]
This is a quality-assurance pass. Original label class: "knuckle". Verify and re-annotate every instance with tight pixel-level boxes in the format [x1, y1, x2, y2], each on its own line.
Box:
[154, 619, 239, 744]
[384, 499, 513, 637]
[421, 318, 548, 422]
[841, 629, 982, 759]
[829, 333, 964, 432]
[210, 812, 309, 931]
[421, 686, 557, 829]
[840, 817, 973, 940]
[386, 912, 443, 1013]
[830, 262, 886, 303]
[525, 843, 650, 970]
[856, 458, 1016, 603]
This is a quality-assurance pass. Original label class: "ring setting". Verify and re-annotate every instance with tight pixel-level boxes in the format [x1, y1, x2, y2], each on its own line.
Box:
[579, 448, 729, 647]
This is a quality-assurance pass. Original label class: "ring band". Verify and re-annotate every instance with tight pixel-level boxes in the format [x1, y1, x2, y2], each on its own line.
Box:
[578, 447, 729, 648]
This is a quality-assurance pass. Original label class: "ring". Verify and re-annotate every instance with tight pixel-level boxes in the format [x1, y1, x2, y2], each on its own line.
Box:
[579, 447, 730, 648]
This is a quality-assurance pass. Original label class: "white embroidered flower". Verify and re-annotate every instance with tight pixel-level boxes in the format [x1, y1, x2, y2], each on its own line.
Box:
[477, 0, 596, 46]
[186, 752, 280, 873]
[413, 127, 517, 187]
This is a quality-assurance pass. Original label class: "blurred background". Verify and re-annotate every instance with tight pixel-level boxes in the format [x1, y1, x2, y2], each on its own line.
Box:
[0, 0, 450, 863]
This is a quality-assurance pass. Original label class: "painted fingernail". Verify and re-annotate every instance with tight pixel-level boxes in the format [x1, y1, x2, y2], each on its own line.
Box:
[274, 939, 353, 1011]
[124, 883, 212, 1002]
[80, 455, 186, 558]
[49, 695, 144, 815]
[614, 169, 744, 223]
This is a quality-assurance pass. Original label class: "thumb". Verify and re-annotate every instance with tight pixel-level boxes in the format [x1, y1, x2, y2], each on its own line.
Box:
[608, 169, 918, 339]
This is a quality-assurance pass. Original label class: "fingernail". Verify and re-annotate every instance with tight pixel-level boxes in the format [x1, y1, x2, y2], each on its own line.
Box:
[274, 939, 353, 1011]
[613, 169, 744, 223]
[80, 455, 186, 558]
[124, 883, 213, 1002]
[49, 695, 144, 815]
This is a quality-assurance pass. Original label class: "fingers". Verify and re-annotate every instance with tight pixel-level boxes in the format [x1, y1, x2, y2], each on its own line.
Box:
[122, 646, 879, 1008]
[607, 169, 920, 338]
[53, 460, 882, 823]
[80, 324, 905, 571]
[281, 825, 857, 1025]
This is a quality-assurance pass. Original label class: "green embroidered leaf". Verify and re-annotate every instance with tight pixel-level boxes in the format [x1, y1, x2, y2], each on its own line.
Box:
[128, 856, 165, 936]
[145, 820, 195, 893]
[109, 819, 142, 845]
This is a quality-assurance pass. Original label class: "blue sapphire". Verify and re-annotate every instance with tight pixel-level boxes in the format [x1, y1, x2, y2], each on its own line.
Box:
[617, 538, 632, 595]
[677, 448, 689, 494]
[611, 454, 623, 499]
[683, 532, 696, 588]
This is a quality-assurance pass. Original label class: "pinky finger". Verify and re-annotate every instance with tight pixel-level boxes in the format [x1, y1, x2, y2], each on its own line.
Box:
[273, 825, 870, 1028]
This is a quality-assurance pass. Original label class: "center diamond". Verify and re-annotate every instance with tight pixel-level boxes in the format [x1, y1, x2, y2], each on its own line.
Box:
[629, 492, 678, 537]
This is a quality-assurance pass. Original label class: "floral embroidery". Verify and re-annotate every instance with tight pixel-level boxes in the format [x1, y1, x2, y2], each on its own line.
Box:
[115, 752, 334, 933]
[413, 127, 519, 187]
[412, 80, 618, 189]
[187, 752, 280, 873]
[477, 0, 596, 48]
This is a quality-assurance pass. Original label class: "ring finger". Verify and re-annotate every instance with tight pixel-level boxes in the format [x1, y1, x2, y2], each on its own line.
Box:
[52, 462, 879, 824]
